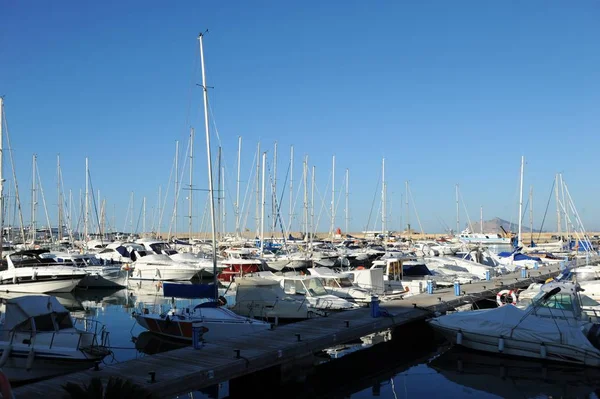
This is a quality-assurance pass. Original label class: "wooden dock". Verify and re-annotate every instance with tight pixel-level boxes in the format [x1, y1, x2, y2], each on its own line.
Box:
[12, 263, 568, 398]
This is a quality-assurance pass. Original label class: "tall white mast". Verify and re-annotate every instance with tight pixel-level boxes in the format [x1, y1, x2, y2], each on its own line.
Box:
[480, 205, 483, 233]
[142, 196, 146, 236]
[455, 183, 459, 234]
[260, 152, 266, 254]
[255, 142, 260, 238]
[517, 155, 524, 248]
[174, 140, 179, 239]
[189, 128, 194, 241]
[560, 173, 569, 238]
[529, 186, 533, 245]
[222, 166, 226, 235]
[198, 31, 218, 290]
[217, 146, 222, 239]
[83, 156, 88, 242]
[405, 180, 409, 234]
[157, 185, 162, 239]
[235, 136, 241, 237]
[345, 168, 349, 235]
[382, 158, 386, 242]
[311, 165, 315, 246]
[330, 155, 335, 236]
[57, 154, 62, 241]
[289, 145, 293, 233]
[130, 191, 134, 236]
[302, 156, 308, 241]
[555, 173, 561, 237]
[272, 141, 277, 233]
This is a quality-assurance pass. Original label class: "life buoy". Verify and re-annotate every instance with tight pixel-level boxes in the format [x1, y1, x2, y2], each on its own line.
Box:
[356, 266, 365, 270]
[496, 289, 517, 306]
[0, 369, 13, 399]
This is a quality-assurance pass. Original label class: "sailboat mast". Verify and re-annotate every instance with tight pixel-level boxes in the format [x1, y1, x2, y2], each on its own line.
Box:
[289, 145, 293, 233]
[302, 156, 308, 241]
[198, 31, 218, 290]
[57, 154, 62, 241]
[272, 141, 277, 234]
[480, 206, 483, 234]
[345, 168, 349, 235]
[517, 155, 524, 248]
[555, 173, 561, 237]
[255, 142, 260, 238]
[189, 128, 194, 242]
[222, 166, 226, 236]
[235, 136, 241, 237]
[455, 183, 459, 234]
[174, 140, 179, 240]
[217, 146, 222, 240]
[83, 156, 87, 242]
[143, 197, 146, 236]
[260, 152, 266, 254]
[330, 155, 335, 236]
[529, 186, 533, 245]
[311, 165, 315, 246]
[405, 181, 409, 235]
[382, 158, 386, 243]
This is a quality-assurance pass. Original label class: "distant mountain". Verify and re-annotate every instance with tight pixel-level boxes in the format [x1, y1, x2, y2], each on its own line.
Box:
[465, 217, 544, 234]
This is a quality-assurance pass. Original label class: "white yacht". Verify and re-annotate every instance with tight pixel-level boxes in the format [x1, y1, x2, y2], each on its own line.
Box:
[39, 252, 127, 288]
[0, 250, 87, 293]
[128, 249, 201, 281]
[306, 267, 373, 304]
[252, 271, 359, 311]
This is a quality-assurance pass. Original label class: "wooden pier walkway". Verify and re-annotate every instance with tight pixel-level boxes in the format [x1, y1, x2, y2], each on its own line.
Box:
[12, 263, 568, 398]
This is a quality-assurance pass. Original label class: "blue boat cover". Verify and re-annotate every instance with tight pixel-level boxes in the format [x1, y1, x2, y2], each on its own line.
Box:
[163, 282, 218, 299]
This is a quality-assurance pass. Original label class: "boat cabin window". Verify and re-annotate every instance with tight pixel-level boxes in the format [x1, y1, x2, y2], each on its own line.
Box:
[149, 242, 172, 254]
[162, 249, 178, 255]
[403, 263, 433, 277]
[283, 279, 305, 295]
[338, 277, 354, 288]
[324, 278, 341, 288]
[534, 292, 574, 311]
[580, 295, 600, 307]
[304, 278, 328, 296]
[32, 314, 56, 331]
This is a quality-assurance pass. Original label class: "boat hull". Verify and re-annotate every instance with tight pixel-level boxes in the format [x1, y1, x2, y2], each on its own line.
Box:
[0, 277, 82, 293]
[134, 312, 272, 342]
[431, 324, 600, 367]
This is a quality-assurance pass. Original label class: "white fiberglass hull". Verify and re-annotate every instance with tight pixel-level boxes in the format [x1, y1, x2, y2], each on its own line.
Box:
[78, 270, 128, 288]
[0, 277, 82, 293]
[129, 266, 199, 281]
[431, 324, 600, 367]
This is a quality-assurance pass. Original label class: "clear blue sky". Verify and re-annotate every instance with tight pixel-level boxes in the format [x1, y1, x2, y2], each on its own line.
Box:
[1, 1, 599, 236]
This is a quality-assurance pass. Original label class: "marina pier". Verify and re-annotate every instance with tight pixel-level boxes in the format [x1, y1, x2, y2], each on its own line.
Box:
[13, 260, 578, 398]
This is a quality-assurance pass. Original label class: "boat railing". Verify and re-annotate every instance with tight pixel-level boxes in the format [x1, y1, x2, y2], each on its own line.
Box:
[72, 317, 110, 349]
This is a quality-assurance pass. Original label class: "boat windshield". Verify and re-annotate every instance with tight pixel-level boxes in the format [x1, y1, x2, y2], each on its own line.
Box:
[303, 278, 328, 296]
[532, 290, 574, 311]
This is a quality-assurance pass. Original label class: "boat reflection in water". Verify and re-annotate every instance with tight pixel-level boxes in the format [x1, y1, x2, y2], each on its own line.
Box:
[428, 346, 600, 398]
[133, 331, 189, 355]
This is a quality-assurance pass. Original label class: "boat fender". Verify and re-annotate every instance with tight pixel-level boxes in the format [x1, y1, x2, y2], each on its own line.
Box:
[26, 348, 35, 371]
[0, 369, 13, 399]
[498, 337, 505, 352]
[540, 343, 547, 358]
[456, 330, 463, 345]
[11, 276, 16, 285]
[0, 346, 11, 367]
[496, 290, 517, 306]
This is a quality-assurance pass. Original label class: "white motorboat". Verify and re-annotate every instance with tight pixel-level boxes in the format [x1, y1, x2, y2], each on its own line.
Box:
[39, 251, 127, 288]
[0, 295, 111, 382]
[0, 250, 87, 293]
[133, 282, 272, 341]
[128, 249, 200, 281]
[428, 281, 600, 366]
[251, 271, 359, 311]
[230, 276, 321, 321]
[306, 267, 373, 304]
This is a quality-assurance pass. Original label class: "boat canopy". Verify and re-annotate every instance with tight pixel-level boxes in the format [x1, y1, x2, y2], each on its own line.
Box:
[4, 295, 71, 332]
[163, 282, 218, 299]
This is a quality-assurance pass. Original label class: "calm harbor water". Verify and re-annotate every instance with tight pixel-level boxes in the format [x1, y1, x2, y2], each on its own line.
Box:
[39, 280, 600, 399]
